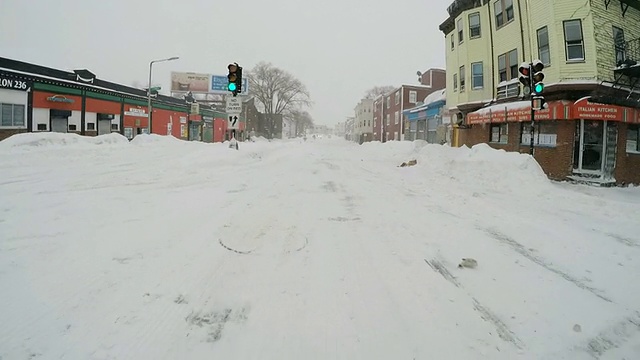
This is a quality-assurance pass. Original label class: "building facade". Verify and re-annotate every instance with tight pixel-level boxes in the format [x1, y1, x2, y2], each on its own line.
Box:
[0, 57, 232, 143]
[440, 0, 640, 184]
[354, 98, 374, 143]
[403, 89, 450, 143]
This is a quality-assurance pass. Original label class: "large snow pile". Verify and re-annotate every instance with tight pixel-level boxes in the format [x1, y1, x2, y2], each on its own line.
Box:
[415, 143, 550, 193]
[0, 132, 129, 151]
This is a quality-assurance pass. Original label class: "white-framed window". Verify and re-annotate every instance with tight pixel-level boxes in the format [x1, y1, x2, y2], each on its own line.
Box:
[453, 73, 458, 91]
[457, 18, 464, 43]
[469, 12, 481, 38]
[394, 111, 399, 124]
[520, 122, 557, 147]
[490, 123, 508, 143]
[537, 26, 550, 65]
[564, 19, 584, 61]
[494, 0, 514, 29]
[498, 48, 518, 82]
[613, 26, 625, 65]
[395, 91, 400, 105]
[386, 96, 390, 109]
[627, 124, 640, 153]
[471, 62, 483, 89]
[459, 65, 466, 91]
[451, 34, 455, 50]
[409, 90, 417, 103]
[386, 113, 390, 125]
[1, 103, 26, 128]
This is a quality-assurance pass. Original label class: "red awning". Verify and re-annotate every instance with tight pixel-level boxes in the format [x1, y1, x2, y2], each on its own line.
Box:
[572, 97, 639, 123]
[465, 98, 639, 124]
[465, 100, 570, 124]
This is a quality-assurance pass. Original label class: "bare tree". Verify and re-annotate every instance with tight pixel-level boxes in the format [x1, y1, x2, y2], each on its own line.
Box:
[248, 62, 312, 138]
[363, 85, 396, 99]
[284, 108, 314, 136]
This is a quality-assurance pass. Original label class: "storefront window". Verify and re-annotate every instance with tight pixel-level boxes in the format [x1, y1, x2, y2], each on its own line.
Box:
[490, 123, 508, 143]
[520, 122, 557, 147]
[627, 125, 639, 153]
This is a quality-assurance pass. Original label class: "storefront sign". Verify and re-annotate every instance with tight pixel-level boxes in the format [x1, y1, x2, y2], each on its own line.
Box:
[466, 101, 567, 124]
[572, 98, 635, 122]
[0, 76, 30, 91]
[124, 107, 148, 117]
[46, 95, 75, 103]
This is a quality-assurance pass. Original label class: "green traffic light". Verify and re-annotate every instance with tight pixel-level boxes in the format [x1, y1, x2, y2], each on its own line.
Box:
[228, 83, 237, 91]
[534, 83, 544, 93]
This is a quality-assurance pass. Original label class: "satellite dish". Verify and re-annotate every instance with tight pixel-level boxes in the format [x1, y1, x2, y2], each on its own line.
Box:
[416, 71, 422, 76]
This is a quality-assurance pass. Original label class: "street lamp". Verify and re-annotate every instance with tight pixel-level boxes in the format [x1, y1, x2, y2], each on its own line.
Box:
[147, 56, 179, 134]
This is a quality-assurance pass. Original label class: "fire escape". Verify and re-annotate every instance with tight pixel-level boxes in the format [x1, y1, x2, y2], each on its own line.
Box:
[592, 1, 640, 107]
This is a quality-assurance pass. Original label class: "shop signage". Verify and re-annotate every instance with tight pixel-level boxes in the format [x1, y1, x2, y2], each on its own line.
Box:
[0, 76, 30, 91]
[572, 98, 635, 122]
[46, 95, 75, 103]
[124, 107, 148, 117]
[466, 101, 566, 124]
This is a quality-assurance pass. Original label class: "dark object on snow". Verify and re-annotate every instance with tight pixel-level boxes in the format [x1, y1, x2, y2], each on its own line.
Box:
[399, 159, 417, 167]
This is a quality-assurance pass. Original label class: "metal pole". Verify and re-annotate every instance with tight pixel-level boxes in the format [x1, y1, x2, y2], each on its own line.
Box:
[147, 61, 153, 134]
[529, 62, 535, 156]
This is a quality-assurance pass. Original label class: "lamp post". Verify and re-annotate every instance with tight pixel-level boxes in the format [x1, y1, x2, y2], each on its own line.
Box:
[147, 56, 179, 134]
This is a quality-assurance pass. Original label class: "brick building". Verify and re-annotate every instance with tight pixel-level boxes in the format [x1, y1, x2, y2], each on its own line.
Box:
[440, 0, 640, 185]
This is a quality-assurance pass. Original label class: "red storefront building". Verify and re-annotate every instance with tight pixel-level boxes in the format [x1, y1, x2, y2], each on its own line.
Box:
[0, 57, 231, 143]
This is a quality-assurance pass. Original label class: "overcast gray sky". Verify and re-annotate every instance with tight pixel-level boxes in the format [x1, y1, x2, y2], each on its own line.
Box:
[1, 0, 451, 126]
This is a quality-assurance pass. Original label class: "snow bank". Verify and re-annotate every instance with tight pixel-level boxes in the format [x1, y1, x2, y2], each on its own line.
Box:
[416, 143, 551, 192]
[0, 132, 129, 151]
[129, 133, 183, 145]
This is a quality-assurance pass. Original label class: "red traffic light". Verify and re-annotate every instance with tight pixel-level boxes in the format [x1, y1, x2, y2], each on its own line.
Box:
[519, 65, 530, 76]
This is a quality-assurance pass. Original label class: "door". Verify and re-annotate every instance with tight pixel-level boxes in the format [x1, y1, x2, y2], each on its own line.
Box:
[574, 120, 606, 174]
[97, 119, 111, 135]
[51, 117, 68, 133]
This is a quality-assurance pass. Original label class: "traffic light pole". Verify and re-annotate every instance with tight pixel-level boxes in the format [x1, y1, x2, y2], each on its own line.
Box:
[528, 62, 535, 156]
[530, 101, 535, 155]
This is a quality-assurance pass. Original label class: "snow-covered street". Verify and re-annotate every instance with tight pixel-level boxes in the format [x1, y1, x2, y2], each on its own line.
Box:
[1, 133, 639, 359]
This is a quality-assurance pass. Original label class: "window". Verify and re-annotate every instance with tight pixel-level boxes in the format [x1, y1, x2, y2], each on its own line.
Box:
[451, 34, 455, 50]
[1, 103, 26, 128]
[459, 65, 466, 91]
[469, 12, 481, 38]
[520, 122, 557, 147]
[87, 123, 95, 130]
[386, 113, 390, 125]
[457, 18, 464, 43]
[111, 123, 119, 130]
[395, 91, 400, 105]
[394, 111, 399, 124]
[69, 124, 77, 131]
[490, 123, 508, 143]
[471, 62, 484, 89]
[627, 125, 639, 153]
[409, 90, 417, 103]
[494, 0, 514, 28]
[453, 73, 458, 91]
[498, 49, 518, 82]
[537, 26, 550, 65]
[613, 26, 625, 65]
[564, 20, 584, 61]
[37, 123, 47, 131]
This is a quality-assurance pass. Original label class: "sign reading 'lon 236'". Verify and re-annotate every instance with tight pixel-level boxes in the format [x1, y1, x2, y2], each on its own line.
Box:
[0, 76, 30, 91]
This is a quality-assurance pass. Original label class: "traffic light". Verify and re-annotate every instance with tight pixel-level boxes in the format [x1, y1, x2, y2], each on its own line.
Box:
[227, 63, 242, 96]
[532, 60, 545, 95]
[518, 63, 532, 96]
[532, 96, 546, 111]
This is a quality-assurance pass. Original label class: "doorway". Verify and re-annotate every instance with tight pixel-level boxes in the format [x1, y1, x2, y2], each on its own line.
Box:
[573, 120, 606, 175]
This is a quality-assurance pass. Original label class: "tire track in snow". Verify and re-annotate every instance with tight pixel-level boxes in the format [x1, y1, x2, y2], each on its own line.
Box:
[481, 226, 612, 303]
[424, 258, 524, 349]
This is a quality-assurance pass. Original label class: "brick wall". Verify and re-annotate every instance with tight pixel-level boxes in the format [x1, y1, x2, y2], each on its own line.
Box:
[457, 120, 576, 180]
[0, 129, 28, 141]
[615, 123, 640, 185]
